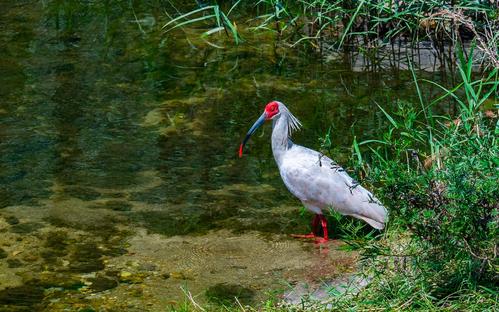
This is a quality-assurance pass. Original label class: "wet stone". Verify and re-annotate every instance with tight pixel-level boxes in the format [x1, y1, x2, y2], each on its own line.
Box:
[205, 283, 255, 306]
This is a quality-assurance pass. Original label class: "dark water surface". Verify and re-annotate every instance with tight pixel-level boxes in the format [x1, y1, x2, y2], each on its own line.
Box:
[1, 1, 442, 310]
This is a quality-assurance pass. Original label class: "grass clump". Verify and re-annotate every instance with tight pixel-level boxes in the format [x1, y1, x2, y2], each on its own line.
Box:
[332, 48, 498, 310]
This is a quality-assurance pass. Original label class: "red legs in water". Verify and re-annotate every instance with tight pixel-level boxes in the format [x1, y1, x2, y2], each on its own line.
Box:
[291, 214, 329, 244]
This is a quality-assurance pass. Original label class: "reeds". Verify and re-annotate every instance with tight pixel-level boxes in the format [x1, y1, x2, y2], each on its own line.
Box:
[162, 1, 498, 69]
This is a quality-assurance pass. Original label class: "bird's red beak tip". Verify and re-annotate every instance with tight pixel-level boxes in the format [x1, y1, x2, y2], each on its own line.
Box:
[238, 144, 243, 158]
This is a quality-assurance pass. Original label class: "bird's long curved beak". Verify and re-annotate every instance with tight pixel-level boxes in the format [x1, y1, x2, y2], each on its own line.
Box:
[239, 112, 266, 158]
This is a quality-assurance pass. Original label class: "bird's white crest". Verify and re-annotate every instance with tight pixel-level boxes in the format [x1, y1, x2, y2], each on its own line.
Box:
[277, 102, 302, 137]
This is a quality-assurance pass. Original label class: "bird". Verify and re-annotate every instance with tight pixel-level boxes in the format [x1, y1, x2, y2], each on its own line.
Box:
[239, 101, 388, 243]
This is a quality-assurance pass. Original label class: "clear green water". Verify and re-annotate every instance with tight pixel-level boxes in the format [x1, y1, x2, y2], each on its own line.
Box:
[0, 1, 444, 310]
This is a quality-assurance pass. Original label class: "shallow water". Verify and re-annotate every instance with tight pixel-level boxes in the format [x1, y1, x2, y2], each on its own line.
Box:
[1, 1, 448, 310]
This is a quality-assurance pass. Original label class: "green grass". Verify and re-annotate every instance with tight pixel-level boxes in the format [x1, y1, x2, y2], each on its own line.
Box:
[337, 45, 498, 311]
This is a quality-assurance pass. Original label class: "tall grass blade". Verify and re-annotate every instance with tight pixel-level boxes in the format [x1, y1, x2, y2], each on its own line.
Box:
[375, 102, 399, 129]
[164, 14, 216, 33]
[162, 6, 214, 29]
[338, 0, 366, 48]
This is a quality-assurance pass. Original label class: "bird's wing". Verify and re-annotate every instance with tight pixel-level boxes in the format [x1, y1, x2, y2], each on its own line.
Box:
[279, 145, 387, 229]
[279, 145, 356, 207]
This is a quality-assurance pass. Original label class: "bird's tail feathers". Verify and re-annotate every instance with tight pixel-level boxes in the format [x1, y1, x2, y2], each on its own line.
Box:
[354, 215, 385, 230]
[353, 202, 388, 230]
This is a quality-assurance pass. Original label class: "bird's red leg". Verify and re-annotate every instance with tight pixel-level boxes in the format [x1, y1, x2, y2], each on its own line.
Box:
[315, 215, 329, 244]
[290, 214, 319, 239]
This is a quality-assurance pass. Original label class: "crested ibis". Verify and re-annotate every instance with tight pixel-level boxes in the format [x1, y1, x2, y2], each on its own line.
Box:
[239, 101, 388, 243]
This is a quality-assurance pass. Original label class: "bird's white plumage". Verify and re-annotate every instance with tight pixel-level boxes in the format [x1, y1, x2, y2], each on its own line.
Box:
[271, 102, 388, 229]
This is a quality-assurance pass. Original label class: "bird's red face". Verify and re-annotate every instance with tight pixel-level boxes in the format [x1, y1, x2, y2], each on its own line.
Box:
[239, 100, 281, 158]
[264, 101, 280, 120]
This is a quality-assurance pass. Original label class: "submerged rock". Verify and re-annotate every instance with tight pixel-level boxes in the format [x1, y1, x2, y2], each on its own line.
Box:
[88, 275, 119, 292]
[138, 262, 157, 272]
[10, 222, 44, 234]
[47, 204, 124, 234]
[0, 247, 7, 259]
[67, 243, 105, 273]
[90, 200, 133, 212]
[0, 285, 45, 308]
[63, 186, 101, 201]
[5, 215, 19, 225]
[169, 271, 194, 280]
[205, 283, 255, 306]
[119, 271, 147, 284]
[21, 271, 85, 290]
[7, 258, 23, 268]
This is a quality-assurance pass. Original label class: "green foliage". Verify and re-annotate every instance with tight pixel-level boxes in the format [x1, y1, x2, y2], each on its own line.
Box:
[344, 49, 499, 309]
